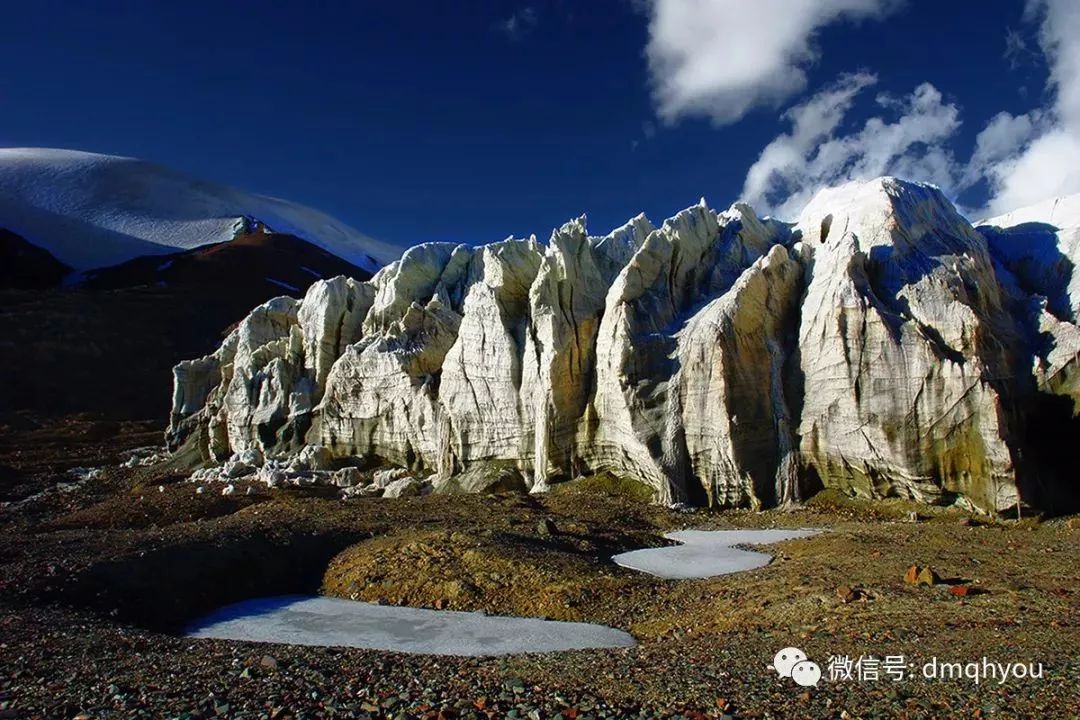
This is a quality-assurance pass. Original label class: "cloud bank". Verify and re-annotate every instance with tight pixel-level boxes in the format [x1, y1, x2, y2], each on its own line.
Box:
[973, 0, 1080, 217]
[741, 73, 961, 219]
[645, 0, 900, 125]
[646, 0, 1080, 219]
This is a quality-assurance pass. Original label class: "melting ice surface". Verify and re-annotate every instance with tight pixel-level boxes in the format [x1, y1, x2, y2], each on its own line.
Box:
[186, 595, 636, 656]
[612, 529, 820, 579]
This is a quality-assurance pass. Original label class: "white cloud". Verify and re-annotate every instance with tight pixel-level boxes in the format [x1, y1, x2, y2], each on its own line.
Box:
[978, 128, 1080, 217]
[969, 111, 1042, 173]
[497, 6, 538, 40]
[973, 0, 1080, 216]
[1034, 0, 1080, 126]
[1003, 26, 1035, 69]
[738, 0, 1080, 219]
[741, 74, 961, 219]
[645, 0, 900, 125]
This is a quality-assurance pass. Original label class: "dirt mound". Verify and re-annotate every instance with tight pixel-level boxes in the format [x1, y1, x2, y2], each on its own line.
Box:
[322, 528, 644, 622]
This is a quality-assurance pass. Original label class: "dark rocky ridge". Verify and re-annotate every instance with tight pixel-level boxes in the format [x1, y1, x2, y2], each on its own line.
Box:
[0, 228, 71, 288]
[1, 228, 371, 421]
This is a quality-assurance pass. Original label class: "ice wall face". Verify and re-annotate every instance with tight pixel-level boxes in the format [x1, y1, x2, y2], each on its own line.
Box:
[794, 180, 1020, 513]
[168, 178, 1080, 514]
[979, 196, 1080, 416]
[586, 202, 796, 506]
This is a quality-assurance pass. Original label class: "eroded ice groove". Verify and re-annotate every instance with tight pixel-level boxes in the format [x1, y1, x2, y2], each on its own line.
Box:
[185, 595, 636, 656]
[612, 529, 820, 580]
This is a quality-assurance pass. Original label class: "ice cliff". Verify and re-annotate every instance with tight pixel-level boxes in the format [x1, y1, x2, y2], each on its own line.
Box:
[167, 178, 1080, 514]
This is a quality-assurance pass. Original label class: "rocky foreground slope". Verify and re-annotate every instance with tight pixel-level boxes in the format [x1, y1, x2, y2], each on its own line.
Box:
[167, 178, 1080, 514]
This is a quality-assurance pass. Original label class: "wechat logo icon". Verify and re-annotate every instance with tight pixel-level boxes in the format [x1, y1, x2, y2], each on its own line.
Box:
[771, 646, 822, 688]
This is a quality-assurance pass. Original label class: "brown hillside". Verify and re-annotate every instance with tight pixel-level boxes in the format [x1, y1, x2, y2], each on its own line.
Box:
[1, 229, 372, 421]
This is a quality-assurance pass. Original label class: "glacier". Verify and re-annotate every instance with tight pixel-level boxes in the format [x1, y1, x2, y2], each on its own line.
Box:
[166, 177, 1080, 515]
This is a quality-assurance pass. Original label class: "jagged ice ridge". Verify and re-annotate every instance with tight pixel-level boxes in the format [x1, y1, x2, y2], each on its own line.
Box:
[167, 178, 1080, 514]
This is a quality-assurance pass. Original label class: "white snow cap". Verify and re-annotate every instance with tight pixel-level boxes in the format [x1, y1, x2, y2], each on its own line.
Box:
[980, 193, 1080, 230]
[0, 147, 405, 272]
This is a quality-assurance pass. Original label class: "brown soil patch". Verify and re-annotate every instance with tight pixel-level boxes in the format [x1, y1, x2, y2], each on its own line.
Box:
[323, 528, 647, 622]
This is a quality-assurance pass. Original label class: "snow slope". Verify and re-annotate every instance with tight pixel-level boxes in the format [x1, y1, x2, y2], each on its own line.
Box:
[980, 193, 1080, 230]
[0, 148, 403, 272]
[978, 192, 1080, 321]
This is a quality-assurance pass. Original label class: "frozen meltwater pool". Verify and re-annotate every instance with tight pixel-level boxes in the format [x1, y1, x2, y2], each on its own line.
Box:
[186, 595, 636, 656]
[612, 529, 820, 579]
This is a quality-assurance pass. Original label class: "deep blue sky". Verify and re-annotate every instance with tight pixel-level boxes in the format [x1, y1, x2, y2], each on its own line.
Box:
[0, 1, 1043, 248]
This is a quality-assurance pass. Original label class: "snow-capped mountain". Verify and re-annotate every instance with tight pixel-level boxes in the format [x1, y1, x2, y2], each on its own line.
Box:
[0, 148, 403, 273]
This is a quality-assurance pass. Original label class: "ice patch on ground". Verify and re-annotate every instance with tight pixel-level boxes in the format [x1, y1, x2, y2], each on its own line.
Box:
[0, 470, 98, 510]
[612, 529, 820, 580]
[186, 595, 636, 656]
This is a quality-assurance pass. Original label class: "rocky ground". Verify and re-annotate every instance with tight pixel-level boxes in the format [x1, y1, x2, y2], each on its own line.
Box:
[0, 418, 1077, 719]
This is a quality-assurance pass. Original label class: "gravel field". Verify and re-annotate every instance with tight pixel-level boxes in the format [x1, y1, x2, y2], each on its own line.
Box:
[0, 418, 1077, 719]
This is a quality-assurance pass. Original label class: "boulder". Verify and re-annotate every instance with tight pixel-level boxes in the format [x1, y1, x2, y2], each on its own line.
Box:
[373, 467, 410, 488]
[382, 476, 421, 498]
[236, 448, 264, 467]
[189, 467, 219, 483]
[331, 467, 364, 488]
[342, 484, 384, 499]
[256, 465, 286, 488]
[436, 463, 528, 495]
[221, 458, 256, 479]
[293, 444, 334, 472]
